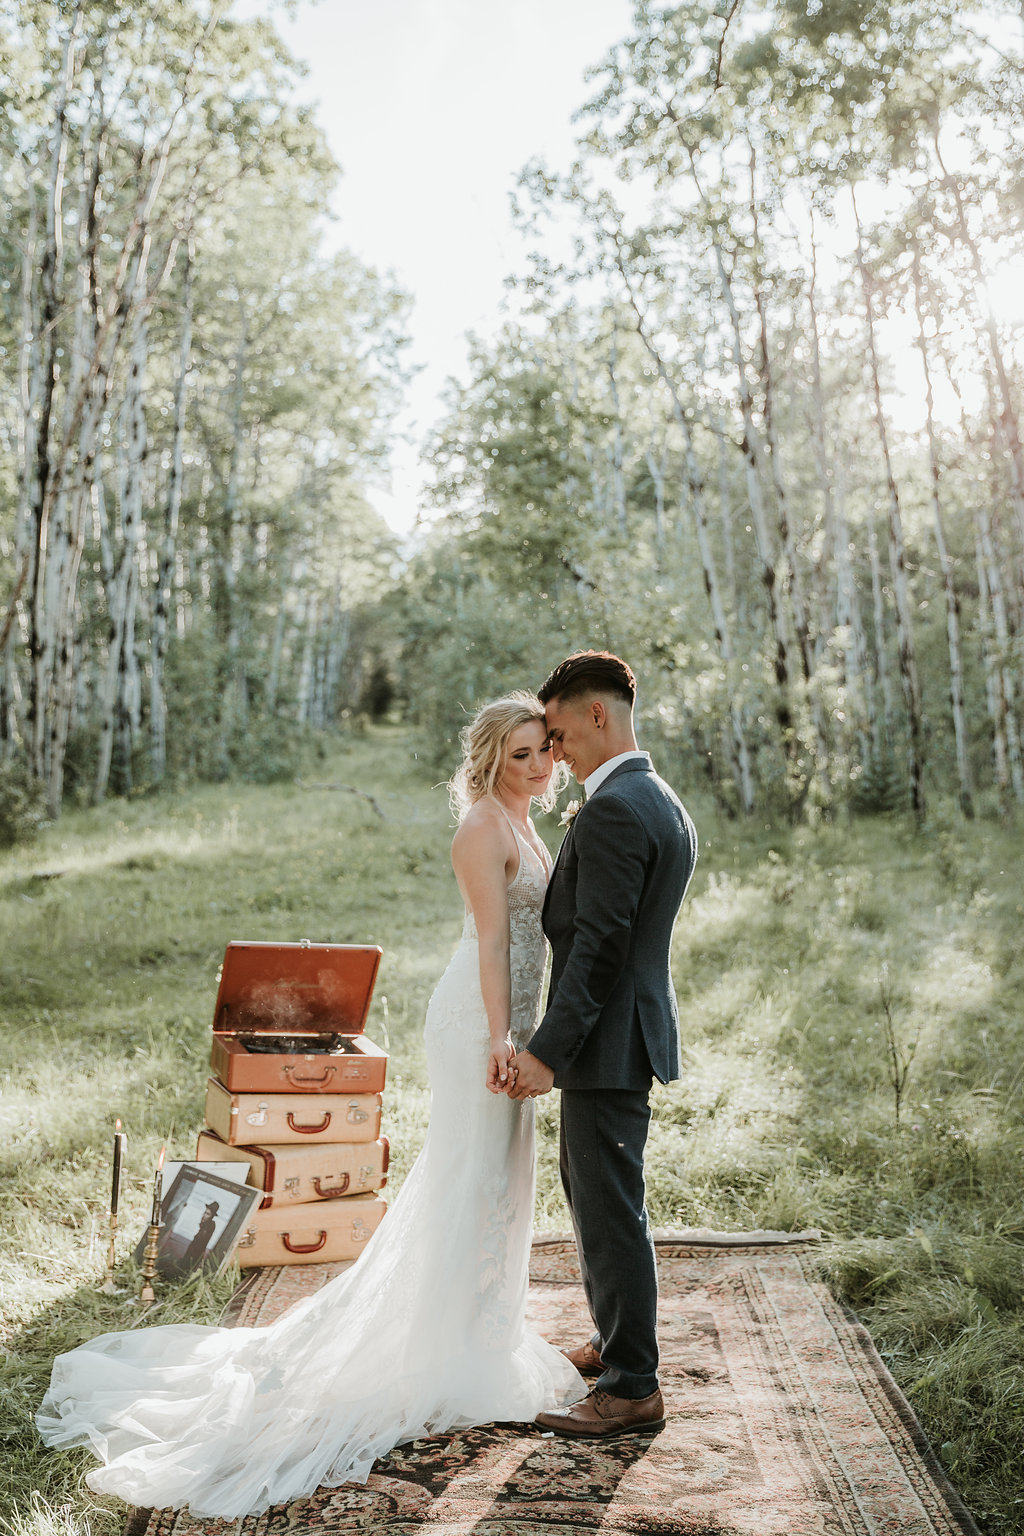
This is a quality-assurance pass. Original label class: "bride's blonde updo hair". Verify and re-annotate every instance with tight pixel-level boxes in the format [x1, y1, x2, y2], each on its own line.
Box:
[448, 691, 566, 822]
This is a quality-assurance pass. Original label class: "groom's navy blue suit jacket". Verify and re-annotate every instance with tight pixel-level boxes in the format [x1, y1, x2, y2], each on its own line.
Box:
[531, 758, 697, 1090]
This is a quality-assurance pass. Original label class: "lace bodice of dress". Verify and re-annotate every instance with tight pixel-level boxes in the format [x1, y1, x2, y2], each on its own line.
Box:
[460, 817, 550, 1048]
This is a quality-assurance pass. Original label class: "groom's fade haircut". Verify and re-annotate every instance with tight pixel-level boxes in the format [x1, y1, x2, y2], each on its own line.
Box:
[538, 650, 636, 709]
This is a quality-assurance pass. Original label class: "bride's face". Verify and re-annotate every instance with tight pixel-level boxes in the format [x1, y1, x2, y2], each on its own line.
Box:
[498, 719, 554, 802]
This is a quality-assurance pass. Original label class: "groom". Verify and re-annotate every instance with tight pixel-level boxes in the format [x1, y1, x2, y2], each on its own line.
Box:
[509, 650, 697, 1437]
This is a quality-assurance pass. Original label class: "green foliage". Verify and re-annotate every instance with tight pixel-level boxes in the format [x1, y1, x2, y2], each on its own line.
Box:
[851, 743, 909, 815]
[0, 757, 47, 847]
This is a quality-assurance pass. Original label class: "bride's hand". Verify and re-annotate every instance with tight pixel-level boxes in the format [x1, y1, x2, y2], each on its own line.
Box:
[486, 1036, 516, 1095]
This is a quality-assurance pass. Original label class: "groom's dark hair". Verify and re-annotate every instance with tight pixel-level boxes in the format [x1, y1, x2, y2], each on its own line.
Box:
[538, 650, 636, 707]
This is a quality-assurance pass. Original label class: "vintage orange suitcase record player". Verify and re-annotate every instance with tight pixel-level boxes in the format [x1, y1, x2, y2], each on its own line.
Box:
[210, 940, 386, 1094]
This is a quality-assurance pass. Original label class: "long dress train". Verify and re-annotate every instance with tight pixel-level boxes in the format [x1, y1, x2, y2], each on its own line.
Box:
[37, 822, 583, 1518]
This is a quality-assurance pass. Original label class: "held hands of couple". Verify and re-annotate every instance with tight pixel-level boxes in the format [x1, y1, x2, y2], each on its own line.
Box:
[485, 1039, 554, 1099]
[486, 1036, 516, 1095]
[506, 1050, 554, 1101]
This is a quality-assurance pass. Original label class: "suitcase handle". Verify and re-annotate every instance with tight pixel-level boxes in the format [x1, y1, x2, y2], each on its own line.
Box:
[312, 1173, 351, 1198]
[283, 1064, 337, 1086]
[281, 1231, 328, 1254]
[286, 1111, 332, 1134]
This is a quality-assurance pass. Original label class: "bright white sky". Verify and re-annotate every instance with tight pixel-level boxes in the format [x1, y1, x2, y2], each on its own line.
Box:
[235, 0, 636, 533]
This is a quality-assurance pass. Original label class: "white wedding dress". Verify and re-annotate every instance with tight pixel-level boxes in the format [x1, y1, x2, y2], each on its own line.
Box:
[37, 819, 583, 1518]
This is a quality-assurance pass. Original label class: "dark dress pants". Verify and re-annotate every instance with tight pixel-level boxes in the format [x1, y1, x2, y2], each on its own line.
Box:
[558, 1087, 659, 1399]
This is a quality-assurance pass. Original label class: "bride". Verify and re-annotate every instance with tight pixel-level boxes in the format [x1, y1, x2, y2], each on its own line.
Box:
[37, 693, 584, 1518]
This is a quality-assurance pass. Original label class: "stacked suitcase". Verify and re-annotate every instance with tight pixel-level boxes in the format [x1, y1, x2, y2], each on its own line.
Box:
[196, 941, 390, 1268]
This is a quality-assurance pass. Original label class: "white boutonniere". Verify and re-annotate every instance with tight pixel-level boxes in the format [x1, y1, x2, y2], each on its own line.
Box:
[560, 798, 582, 830]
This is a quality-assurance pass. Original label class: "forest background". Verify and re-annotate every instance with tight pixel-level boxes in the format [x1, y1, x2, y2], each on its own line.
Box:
[2, 0, 1024, 1531]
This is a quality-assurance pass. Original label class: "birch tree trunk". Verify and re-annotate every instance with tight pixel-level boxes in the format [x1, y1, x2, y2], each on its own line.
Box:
[215, 328, 249, 773]
[807, 226, 871, 767]
[975, 524, 1012, 809]
[912, 247, 973, 817]
[866, 508, 893, 754]
[26, 7, 82, 782]
[94, 298, 149, 802]
[748, 150, 830, 808]
[853, 188, 926, 822]
[606, 327, 628, 536]
[932, 128, 1024, 565]
[976, 499, 1024, 802]
[645, 439, 667, 571]
[151, 246, 193, 783]
[614, 256, 754, 812]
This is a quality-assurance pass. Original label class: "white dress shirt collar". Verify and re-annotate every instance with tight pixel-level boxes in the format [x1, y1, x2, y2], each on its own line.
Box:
[584, 750, 651, 799]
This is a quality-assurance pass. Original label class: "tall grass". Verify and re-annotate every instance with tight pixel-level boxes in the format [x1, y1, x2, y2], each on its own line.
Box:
[2, 730, 1022, 1533]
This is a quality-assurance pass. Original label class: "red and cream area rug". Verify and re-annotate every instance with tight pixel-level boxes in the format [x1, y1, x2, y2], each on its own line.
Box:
[128, 1234, 979, 1536]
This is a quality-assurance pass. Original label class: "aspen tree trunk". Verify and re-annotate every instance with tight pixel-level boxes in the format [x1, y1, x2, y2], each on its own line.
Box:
[866, 509, 893, 754]
[645, 441, 667, 570]
[1, 190, 40, 749]
[853, 189, 925, 822]
[933, 129, 1024, 562]
[606, 327, 628, 536]
[615, 258, 754, 812]
[912, 248, 973, 817]
[264, 562, 294, 715]
[975, 525, 1012, 808]
[94, 301, 148, 802]
[666, 115, 798, 769]
[215, 330, 249, 771]
[46, 114, 106, 814]
[748, 155, 831, 809]
[807, 228, 870, 766]
[832, 455, 873, 766]
[151, 247, 193, 783]
[27, 8, 82, 782]
[296, 590, 318, 725]
[708, 237, 801, 784]
[114, 560, 140, 793]
[976, 499, 1024, 801]
[711, 410, 742, 627]
[322, 570, 349, 722]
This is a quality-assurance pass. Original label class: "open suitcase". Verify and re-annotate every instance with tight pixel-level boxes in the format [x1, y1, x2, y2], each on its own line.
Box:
[210, 940, 387, 1094]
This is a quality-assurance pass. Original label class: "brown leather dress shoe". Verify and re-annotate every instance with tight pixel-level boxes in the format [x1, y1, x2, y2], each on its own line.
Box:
[535, 1386, 665, 1439]
[560, 1340, 605, 1376]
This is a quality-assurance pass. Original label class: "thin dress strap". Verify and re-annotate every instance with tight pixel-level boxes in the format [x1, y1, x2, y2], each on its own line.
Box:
[494, 801, 551, 879]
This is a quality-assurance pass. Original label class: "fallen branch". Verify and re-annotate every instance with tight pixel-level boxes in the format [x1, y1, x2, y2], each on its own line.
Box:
[296, 781, 386, 819]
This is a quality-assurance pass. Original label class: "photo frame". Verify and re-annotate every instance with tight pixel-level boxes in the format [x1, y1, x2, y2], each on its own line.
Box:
[135, 1163, 262, 1279]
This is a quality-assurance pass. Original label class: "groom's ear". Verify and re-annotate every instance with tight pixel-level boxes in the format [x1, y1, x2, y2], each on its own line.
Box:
[590, 700, 608, 729]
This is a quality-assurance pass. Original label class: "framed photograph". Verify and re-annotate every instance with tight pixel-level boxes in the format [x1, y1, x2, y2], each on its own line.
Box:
[135, 1164, 262, 1279]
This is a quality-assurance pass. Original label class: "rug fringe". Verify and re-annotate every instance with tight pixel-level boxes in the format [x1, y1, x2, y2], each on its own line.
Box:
[533, 1226, 822, 1249]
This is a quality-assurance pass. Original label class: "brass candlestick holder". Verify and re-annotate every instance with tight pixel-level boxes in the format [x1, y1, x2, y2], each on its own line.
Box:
[99, 1212, 121, 1294]
[139, 1149, 165, 1308]
[138, 1217, 161, 1307]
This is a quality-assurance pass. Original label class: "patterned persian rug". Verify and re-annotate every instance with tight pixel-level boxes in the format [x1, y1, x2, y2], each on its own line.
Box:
[125, 1234, 980, 1536]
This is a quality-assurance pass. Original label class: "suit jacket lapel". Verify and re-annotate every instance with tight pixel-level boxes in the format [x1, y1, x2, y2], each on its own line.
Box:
[542, 830, 568, 922]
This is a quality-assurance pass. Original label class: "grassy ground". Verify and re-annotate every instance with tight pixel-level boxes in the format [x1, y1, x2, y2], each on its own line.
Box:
[2, 727, 1023, 1534]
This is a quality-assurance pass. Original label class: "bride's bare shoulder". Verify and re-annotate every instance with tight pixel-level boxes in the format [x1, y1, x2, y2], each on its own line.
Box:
[451, 799, 514, 869]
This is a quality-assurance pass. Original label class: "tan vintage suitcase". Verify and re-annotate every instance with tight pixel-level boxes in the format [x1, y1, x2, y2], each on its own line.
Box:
[204, 1077, 382, 1146]
[210, 940, 387, 1094]
[233, 1191, 387, 1268]
[196, 1129, 389, 1208]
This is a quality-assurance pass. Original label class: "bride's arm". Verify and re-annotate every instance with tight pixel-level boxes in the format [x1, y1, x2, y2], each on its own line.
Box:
[451, 810, 517, 1093]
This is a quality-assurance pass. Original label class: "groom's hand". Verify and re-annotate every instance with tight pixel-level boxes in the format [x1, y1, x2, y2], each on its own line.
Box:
[507, 1050, 554, 1101]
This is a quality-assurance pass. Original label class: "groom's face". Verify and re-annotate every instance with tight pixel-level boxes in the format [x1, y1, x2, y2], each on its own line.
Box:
[544, 696, 603, 784]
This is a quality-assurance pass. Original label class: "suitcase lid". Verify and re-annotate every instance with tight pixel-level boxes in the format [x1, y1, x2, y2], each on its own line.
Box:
[213, 941, 382, 1036]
